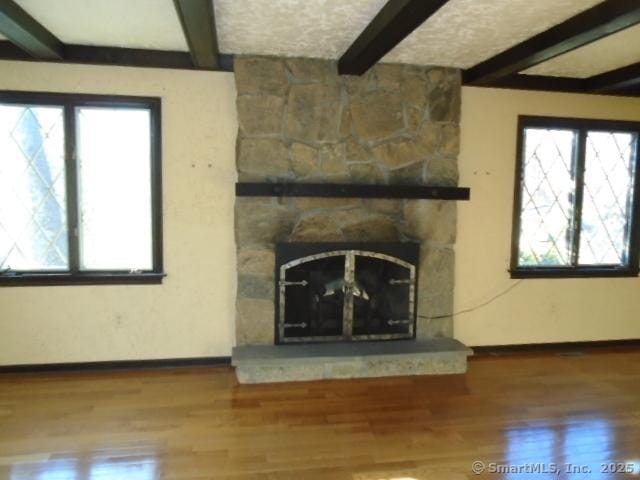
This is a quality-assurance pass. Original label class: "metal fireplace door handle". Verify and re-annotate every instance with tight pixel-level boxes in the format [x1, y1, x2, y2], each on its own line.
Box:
[343, 283, 354, 296]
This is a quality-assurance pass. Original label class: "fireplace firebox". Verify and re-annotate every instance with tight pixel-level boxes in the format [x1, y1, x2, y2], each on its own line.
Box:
[275, 243, 419, 344]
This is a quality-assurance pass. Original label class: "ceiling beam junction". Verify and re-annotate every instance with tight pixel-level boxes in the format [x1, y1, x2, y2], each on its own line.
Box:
[173, 0, 220, 70]
[464, 0, 640, 86]
[588, 61, 640, 92]
[0, 0, 64, 59]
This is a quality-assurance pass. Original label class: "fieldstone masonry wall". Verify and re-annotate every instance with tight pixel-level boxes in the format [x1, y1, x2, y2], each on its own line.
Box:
[233, 55, 461, 346]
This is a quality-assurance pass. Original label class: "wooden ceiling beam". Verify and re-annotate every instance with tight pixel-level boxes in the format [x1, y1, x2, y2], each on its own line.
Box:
[587, 61, 640, 93]
[338, 0, 450, 76]
[173, 0, 220, 70]
[0, 0, 63, 59]
[462, 72, 640, 98]
[477, 74, 588, 94]
[464, 0, 640, 86]
[0, 40, 234, 72]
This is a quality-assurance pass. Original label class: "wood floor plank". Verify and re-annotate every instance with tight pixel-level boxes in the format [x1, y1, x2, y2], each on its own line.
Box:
[0, 350, 639, 479]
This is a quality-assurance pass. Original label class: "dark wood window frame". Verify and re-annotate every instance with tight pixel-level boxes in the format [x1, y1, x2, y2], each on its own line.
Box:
[511, 115, 640, 279]
[0, 91, 164, 286]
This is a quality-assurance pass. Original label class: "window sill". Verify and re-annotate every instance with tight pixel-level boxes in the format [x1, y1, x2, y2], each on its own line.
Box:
[0, 272, 166, 287]
[510, 267, 639, 279]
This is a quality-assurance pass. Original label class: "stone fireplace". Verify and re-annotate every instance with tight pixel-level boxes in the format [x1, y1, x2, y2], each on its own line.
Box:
[231, 55, 470, 382]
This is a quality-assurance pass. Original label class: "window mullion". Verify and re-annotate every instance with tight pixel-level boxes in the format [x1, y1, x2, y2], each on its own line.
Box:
[63, 104, 80, 273]
[626, 135, 640, 273]
[570, 128, 587, 267]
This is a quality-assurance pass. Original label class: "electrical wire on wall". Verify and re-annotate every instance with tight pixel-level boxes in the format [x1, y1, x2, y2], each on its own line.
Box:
[419, 280, 524, 320]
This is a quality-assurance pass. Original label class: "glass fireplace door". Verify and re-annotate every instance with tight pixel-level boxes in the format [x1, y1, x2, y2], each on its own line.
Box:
[352, 252, 414, 339]
[278, 250, 416, 343]
[279, 252, 347, 342]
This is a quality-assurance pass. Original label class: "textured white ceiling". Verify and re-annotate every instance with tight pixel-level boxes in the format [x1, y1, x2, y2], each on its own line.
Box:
[215, 0, 387, 59]
[382, 0, 602, 68]
[15, 0, 188, 51]
[525, 23, 640, 78]
[215, 0, 602, 68]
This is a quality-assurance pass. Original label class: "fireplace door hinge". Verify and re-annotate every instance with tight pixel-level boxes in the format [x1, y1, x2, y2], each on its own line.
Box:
[387, 319, 411, 325]
[279, 280, 309, 287]
[284, 322, 308, 329]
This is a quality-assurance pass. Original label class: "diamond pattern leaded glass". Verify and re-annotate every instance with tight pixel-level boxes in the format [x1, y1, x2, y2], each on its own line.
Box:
[518, 128, 577, 267]
[578, 132, 637, 265]
[0, 104, 68, 271]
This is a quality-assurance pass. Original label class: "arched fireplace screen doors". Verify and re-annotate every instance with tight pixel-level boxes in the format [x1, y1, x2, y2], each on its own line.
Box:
[276, 243, 419, 344]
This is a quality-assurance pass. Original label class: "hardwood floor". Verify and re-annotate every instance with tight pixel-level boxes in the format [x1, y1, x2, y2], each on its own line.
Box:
[0, 349, 639, 479]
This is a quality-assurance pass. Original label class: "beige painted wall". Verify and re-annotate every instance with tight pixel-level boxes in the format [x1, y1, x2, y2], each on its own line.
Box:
[0, 61, 238, 365]
[2, 60, 640, 364]
[456, 86, 640, 346]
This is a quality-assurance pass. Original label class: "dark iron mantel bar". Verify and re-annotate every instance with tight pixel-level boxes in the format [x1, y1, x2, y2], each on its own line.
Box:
[235, 183, 470, 201]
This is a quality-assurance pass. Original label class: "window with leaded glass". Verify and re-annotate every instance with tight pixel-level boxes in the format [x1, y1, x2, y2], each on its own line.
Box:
[512, 116, 640, 278]
[0, 92, 163, 285]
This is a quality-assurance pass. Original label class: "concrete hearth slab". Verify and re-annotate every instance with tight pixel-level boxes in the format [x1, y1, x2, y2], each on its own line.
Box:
[232, 338, 472, 384]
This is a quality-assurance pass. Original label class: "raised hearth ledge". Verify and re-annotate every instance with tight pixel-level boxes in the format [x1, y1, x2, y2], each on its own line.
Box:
[236, 182, 470, 200]
[232, 338, 472, 384]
